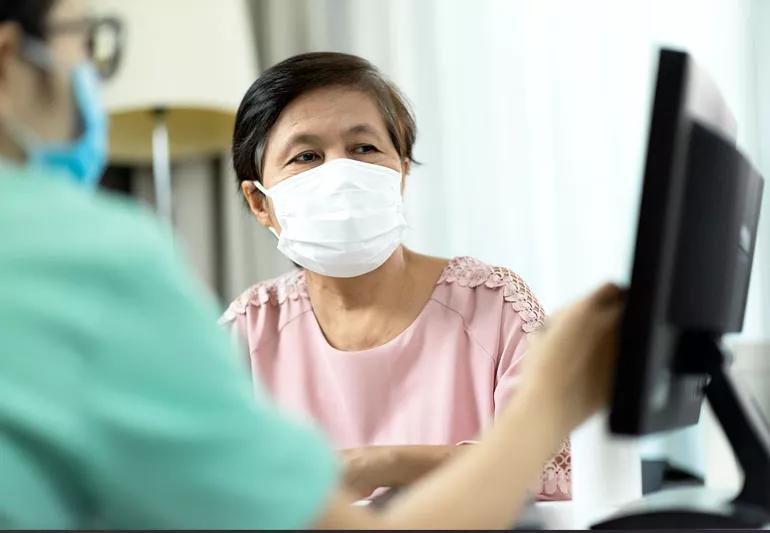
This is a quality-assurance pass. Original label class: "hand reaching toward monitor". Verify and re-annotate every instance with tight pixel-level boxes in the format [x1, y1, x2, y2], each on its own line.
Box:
[517, 283, 624, 432]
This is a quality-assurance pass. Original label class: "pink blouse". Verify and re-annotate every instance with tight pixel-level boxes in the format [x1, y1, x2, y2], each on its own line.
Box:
[220, 256, 571, 500]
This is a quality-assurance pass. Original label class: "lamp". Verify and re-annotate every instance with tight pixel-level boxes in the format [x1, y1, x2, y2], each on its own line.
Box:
[90, 0, 258, 221]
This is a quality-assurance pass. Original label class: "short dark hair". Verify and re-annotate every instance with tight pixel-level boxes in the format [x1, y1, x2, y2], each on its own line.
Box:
[0, 0, 56, 39]
[232, 52, 417, 190]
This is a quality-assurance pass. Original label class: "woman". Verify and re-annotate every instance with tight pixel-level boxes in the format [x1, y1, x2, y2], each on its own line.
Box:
[222, 52, 570, 500]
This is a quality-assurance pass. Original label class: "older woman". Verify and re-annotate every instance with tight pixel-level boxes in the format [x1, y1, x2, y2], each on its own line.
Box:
[221, 52, 570, 500]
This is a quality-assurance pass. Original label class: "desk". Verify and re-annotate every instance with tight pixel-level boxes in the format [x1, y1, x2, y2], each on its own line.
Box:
[353, 409, 644, 530]
[355, 499, 618, 529]
[534, 501, 580, 529]
[535, 501, 624, 529]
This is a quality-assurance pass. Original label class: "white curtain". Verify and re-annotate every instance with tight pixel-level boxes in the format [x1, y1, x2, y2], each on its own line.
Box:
[246, 0, 768, 336]
[228, 0, 770, 513]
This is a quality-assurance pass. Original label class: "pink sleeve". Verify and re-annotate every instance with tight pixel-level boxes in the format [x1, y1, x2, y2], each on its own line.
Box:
[494, 296, 572, 501]
[492, 304, 528, 414]
[219, 310, 253, 377]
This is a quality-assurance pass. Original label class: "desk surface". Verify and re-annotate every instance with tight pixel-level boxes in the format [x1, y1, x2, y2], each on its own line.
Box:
[354, 499, 601, 529]
[535, 501, 581, 529]
[536, 501, 627, 529]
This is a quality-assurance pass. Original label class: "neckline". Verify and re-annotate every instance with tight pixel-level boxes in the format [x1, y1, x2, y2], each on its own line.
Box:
[305, 258, 453, 356]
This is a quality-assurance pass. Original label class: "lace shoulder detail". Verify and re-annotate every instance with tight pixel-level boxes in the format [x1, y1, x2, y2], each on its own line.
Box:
[219, 269, 308, 324]
[538, 440, 572, 500]
[437, 256, 545, 333]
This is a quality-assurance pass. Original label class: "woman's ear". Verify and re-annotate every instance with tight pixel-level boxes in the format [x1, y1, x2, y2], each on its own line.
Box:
[241, 180, 274, 229]
[400, 159, 410, 194]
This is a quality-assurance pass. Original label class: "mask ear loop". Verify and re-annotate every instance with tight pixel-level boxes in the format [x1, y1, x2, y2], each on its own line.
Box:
[251, 180, 280, 239]
[396, 170, 415, 234]
[252, 179, 269, 196]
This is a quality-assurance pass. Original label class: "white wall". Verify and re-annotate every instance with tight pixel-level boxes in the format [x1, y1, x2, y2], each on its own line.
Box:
[249, 0, 767, 339]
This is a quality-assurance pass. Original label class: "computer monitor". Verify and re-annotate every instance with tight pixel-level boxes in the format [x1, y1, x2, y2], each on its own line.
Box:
[609, 48, 763, 435]
[593, 48, 770, 529]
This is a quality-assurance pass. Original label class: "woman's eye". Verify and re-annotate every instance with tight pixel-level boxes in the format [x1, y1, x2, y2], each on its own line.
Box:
[353, 144, 378, 154]
[292, 152, 320, 164]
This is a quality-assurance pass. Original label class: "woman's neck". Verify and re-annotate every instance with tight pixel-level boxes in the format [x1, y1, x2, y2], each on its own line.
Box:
[305, 246, 413, 313]
[303, 247, 448, 351]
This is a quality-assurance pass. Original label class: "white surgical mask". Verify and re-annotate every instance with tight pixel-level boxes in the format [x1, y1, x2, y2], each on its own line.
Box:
[254, 158, 407, 278]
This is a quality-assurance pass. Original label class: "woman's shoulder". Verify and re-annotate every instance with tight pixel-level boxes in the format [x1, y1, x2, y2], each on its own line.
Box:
[218, 269, 309, 325]
[435, 256, 545, 333]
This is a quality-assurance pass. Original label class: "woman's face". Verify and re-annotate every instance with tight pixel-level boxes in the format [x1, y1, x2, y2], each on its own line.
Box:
[242, 86, 408, 233]
[0, 0, 89, 158]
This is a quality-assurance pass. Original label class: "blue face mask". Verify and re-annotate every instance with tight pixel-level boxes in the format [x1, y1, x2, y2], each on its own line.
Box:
[4, 45, 109, 190]
[20, 64, 109, 189]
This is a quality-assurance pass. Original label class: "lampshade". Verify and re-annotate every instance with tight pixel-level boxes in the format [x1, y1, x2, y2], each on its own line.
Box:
[90, 0, 258, 164]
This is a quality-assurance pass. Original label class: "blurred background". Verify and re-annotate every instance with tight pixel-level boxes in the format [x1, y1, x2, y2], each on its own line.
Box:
[90, 0, 770, 513]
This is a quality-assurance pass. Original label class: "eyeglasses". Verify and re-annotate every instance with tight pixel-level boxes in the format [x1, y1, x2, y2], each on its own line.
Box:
[46, 16, 125, 80]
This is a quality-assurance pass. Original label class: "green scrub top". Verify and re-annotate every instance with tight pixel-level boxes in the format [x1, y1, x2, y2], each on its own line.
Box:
[0, 164, 337, 529]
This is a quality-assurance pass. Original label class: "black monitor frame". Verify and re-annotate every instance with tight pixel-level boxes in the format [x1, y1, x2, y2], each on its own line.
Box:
[610, 49, 711, 435]
[594, 48, 770, 529]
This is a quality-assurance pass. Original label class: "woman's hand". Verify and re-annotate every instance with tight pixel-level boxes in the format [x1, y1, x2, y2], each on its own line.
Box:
[340, 445, 459, 499]
[340, 446, 396, 499]
[519, 283, 625, 432]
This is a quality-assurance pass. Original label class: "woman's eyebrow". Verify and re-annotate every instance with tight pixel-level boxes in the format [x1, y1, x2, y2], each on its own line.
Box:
[275, 132, 321, 162]
[274, 124, 384, 162]
[345, 123, 385, 140]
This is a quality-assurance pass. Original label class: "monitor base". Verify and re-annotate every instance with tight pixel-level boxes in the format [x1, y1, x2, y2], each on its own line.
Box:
[591, 487, 770, 529]
[599, 337, 770, 529]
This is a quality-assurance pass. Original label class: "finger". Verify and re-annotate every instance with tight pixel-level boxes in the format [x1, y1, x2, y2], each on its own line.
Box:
[580, 300, 624, 346]
[589, 283, 625, 306]
[594, 310, 623, 373]
[538, 284, 626, 338]
[558, 284, 622, 325]
[592, 298, 625, 327]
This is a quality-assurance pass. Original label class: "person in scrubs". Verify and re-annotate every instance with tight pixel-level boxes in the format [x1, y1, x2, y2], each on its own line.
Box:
[0, 0, 623, 528]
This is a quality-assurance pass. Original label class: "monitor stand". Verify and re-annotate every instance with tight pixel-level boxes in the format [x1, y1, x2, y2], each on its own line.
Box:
[592, 336, 770, 529]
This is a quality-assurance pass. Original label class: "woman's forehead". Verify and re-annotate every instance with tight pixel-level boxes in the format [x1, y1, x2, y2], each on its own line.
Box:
[271, 86, 389, 140]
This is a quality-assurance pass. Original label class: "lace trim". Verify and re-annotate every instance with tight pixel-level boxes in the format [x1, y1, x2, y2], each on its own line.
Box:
[219, 269, 308, 323]
[538, 439, 572, 500]
[221, 257, 545, 334]
[437, 256, 545, 333]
